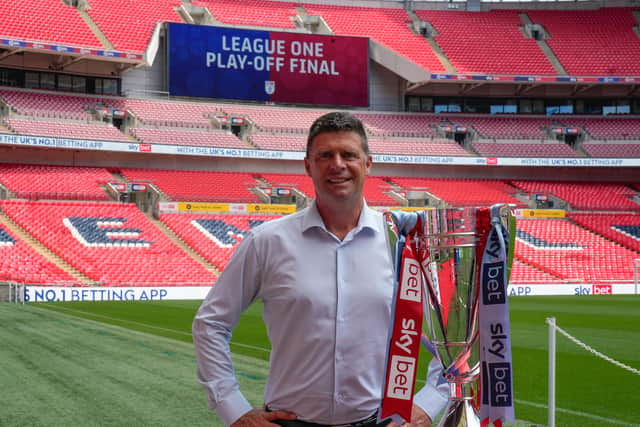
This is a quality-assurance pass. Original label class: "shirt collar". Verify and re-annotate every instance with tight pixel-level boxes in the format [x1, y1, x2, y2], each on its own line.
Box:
[302, 199, 381, 237]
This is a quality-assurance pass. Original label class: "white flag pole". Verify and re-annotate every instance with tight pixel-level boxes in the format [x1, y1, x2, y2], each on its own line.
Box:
[547, 317, 556, 427]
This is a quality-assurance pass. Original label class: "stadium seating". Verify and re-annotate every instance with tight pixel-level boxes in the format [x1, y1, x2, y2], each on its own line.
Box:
[527, 8, 640, 76]
[160, 213, 280, 271]
[0, 89, 124, 121]
[258, 172, 315, 199]
[122, 98, 217, 128]
[581, 142, 640, 158]
[0, 199, 216, 286]
[569, 212, 640, 253]
[130, 127, 248, 149]
[417, 9, 556, 75]
[509, 259, 565, 285]
[562, 117, 640, 141]
[354, 113, 440, 138]
[193, 0, 299, 29]
[217, 104, 327, 134]
[516, 218, 638, 283]
[0, 223, 76, 285]
[368, 138, 471, 156]
[471, 140, 579, 158]
[511, 180, 639, 211]
[119, 168, 262, 203]
[0, 0, 102, 48]
[85, 0, 183, 52]
[0, 164, 112, 201]
[452, 116, 555, 140]
[389, 177, 525, 208]
[250, 134, 307, 151]
[3, 118, 130, 142]
[302, 3, 446, 72]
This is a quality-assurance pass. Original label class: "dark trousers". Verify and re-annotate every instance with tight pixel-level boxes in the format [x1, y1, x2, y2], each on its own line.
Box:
[272, 416, 391, 427]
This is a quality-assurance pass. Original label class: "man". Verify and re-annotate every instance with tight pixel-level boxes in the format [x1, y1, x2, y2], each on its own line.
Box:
[192, 112, 448, 427]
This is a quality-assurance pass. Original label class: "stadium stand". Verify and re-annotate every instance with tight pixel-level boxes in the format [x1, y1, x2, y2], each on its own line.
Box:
[122, 98, 217, 128]
[85, 0, 183, 52]
[3, 118, 130, 142]
[216, 104, 327, 133]
[389, 177, 526, 208]
[362, 176, 399, 206]
[511, 180, 640, 211]
[527, 8, 640, 76]
[0, 89, 123, 121]
[0, 164, 112, 201]
[250, 134, 307, 151]
[119, 168, 262, 203]
[160, 213, 280, 271]
[368, 138, 471, 156]
[471, 140, 579, 158]
[569, 212, 640, 253]
[258, 172, 315, 199]
[562, 117, 640, 140]
[581, 141, 640, 158]
[0, 224, 76, 285]
[354, 113, 441, 138]
[416, 9, 557, 75]
[129, 127, 247, 149]
[0, 199, 216, 286]
[0, 0, 102, 48]
[509, 259, 565, 285]
[451, 116, 556, 140]
[193, 0, 299, 29]
[301, 3, 446, 72]
[516, 218, 638, 283]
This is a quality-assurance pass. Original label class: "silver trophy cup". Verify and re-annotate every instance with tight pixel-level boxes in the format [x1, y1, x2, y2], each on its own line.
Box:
[415, 206, 513, 427]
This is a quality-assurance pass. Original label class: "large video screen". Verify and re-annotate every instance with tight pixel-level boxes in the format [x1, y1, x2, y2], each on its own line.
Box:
[167, 23, 369, 107]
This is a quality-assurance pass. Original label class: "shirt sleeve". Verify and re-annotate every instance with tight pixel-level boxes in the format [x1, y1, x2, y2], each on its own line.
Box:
[413, 358, 449, 422]
[192, 233, 262, 426]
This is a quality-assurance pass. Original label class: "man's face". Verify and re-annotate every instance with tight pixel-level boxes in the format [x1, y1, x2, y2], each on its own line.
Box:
[304, 130, 372, 208]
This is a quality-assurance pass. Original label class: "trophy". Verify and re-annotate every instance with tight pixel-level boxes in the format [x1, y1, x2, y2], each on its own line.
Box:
[380, 205, 515, 427]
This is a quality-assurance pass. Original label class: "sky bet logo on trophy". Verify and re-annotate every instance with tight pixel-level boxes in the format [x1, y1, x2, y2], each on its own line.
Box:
[380, 205, 515, 427]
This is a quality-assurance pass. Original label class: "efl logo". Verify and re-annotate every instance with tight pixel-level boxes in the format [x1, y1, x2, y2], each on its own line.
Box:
[399, 258, 421, 302]
[386, 355, 416, 400]
[592, 284, 612, 295]
[487, 362, 513, 407]
[139, 144, 152, 152]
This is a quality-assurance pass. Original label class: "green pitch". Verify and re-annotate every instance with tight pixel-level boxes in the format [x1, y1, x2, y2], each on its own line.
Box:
[0, 296, 638, 427]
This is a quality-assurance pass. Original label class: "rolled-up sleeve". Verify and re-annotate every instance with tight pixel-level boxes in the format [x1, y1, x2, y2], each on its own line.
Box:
[192, 234, 261, 426]
[413, 358, 449, 422]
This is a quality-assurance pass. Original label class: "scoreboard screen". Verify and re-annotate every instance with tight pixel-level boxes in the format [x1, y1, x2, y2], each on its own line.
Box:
[167, 23, 369, 107]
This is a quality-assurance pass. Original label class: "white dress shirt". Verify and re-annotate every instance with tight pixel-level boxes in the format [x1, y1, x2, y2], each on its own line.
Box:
[193, 201, 448, 426]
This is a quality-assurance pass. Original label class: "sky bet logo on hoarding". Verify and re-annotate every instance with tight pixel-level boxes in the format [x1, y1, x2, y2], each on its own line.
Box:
[574, 284, 613, 295]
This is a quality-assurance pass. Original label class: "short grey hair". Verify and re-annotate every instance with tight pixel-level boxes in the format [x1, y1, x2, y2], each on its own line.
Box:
[306, 112, 369, 157]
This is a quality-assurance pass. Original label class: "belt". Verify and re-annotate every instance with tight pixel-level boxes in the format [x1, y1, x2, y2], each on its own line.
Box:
[271, 412, 390, 427]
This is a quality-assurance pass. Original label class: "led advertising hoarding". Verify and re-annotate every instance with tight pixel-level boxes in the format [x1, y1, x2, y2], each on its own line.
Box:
[167, 23, 369, 106]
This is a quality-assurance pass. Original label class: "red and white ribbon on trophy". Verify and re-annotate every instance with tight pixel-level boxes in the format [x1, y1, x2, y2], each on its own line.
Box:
[379, 218, 424, 424]
[478, 206, 515, 427]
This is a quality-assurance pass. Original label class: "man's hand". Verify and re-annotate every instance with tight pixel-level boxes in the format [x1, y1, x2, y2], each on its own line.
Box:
[389, 404, 433, 427]
[231, 409, 297, 427]
[404, 404, 432, 427]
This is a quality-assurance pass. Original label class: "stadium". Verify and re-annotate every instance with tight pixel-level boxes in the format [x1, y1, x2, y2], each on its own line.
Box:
[0, 0, 638, 426]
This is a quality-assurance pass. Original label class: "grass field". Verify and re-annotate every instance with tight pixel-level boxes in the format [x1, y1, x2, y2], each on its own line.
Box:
[1, 295, 638, 426]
